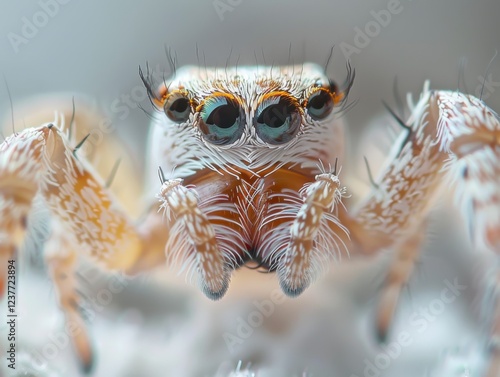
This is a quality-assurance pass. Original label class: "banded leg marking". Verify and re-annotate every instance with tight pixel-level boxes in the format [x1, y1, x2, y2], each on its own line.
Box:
[157, 178, 230, 299]
[45, 229, 94, 372]
[279, 172, 347, 296]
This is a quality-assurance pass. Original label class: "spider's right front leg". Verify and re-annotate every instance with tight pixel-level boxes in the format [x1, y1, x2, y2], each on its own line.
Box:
[0, 123, 150, 372]
[155, 175, 232, 299]
[0, 127, 47, 298]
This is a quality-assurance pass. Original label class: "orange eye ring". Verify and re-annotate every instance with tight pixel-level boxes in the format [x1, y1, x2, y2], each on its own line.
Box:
[163, 90, 192, 123]
[304, 87, 340, 120]
[156, 83, 169, 105]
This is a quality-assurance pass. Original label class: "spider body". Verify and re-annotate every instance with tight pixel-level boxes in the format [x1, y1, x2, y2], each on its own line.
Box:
[1, 62, 499, 376]
[144, 64, 350, 298]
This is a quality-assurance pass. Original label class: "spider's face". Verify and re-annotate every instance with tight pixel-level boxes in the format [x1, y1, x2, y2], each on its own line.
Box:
[142, 64, 352, 288]
[144, 64, 348, 179]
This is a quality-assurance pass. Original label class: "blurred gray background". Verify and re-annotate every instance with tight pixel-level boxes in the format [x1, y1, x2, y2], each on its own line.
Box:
[1, 1, 499, 377]
[1, 0, 499, 159]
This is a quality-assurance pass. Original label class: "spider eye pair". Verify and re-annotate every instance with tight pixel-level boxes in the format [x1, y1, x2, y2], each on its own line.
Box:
[163, 89, 335, 145]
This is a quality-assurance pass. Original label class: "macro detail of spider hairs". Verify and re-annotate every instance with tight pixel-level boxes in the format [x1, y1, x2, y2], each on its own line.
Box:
[0, 88, 494, 377]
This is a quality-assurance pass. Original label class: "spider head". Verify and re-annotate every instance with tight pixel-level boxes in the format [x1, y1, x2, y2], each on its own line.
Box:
[141, 63, 352, 177]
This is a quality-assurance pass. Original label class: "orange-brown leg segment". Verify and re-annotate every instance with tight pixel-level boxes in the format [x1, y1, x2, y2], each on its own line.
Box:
[345, 84, 500, 374]
[375, 222, 426, 342]
[348, 86, 446, 253]
[45, 232, 93, 373]
[0, 123, 171, 371]
[350, 85, 500, 253]
[0, 128, 45, 298]
[278, 171, 348, 296]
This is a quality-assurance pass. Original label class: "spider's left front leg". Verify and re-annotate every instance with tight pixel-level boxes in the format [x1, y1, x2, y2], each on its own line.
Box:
[277, 171, 350, 296]
[347, 85, 500, 374]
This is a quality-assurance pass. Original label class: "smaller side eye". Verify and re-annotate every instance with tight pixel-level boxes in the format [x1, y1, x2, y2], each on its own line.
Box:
[164, 92, 191, 123]
[306, 89, 334, 120]
[198, 95, 244, 145]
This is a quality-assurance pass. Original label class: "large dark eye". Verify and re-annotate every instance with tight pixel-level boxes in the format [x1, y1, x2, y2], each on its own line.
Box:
[254, 96, 301, 145]
[306, 89, 334, 120]
[198, 95, 244, 145]
[164, 92, 191, 123]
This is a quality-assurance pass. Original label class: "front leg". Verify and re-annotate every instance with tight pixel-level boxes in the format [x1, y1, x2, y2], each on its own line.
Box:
[0, 123, 213, 372]
[349, 83, 500, 375]
[278, 170, 349, 296]
[0, 128, 46, 297]
[351, 83, 500, 252]
[156, 174, 231, 299]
